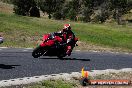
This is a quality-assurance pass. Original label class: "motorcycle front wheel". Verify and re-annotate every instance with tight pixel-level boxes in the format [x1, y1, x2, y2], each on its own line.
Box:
[32, 45, 45, 58]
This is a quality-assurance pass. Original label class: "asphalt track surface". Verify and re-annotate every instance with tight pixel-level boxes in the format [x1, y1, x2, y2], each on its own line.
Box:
[0, 48, 132, 80]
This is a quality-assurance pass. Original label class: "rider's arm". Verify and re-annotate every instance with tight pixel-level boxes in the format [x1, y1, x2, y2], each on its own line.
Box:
[53, 31, 63, 36]
[67, 31, 75, 44]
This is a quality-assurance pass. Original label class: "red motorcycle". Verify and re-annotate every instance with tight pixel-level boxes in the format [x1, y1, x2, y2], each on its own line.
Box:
[32, 33, 78, 58]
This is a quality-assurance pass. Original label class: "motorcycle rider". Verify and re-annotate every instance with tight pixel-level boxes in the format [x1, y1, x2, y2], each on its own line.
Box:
[53, 24, 75, 56]
[40, 24, 76, 56]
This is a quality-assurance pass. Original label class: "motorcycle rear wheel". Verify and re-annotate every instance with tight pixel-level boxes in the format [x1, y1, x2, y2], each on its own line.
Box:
[57, 55, 64, 59]
[57, 53, 66, 59]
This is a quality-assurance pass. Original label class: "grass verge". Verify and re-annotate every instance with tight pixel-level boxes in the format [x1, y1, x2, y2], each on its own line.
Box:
[0, 10, 132, 52]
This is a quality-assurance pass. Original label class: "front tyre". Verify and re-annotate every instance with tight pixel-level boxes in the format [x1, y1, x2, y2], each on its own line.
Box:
[57, 55, 64, 59]
[32, 46, 44, 58]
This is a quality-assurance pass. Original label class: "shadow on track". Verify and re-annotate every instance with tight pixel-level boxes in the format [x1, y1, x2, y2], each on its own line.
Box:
[39, 57, 90, 61]
[0, 64, 20, 69]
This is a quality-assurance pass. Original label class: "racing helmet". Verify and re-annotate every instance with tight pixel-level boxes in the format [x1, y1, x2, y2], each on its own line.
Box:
[63, 24, 71, 31]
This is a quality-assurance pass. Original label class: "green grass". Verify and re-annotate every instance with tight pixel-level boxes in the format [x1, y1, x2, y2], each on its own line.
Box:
[75, 23, 132, 50]
[0, 12, 132, 52]
[25, 79, 77, 88]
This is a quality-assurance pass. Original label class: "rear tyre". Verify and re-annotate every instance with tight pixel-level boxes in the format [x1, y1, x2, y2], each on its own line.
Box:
[32, 46, 44, 58]
[57, 55, 64, 59]
[57, 53, 66, 59]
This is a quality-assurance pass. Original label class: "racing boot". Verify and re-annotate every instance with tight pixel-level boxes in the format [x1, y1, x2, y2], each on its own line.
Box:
[66, 46, 72, 56]
[66, 49, 72, 56]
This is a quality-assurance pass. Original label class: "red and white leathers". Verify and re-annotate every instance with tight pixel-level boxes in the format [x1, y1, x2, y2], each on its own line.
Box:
[54, 24, 75, 56]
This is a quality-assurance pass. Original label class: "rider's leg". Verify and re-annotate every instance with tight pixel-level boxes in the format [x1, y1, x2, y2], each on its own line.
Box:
[66, 45, 72, 56]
